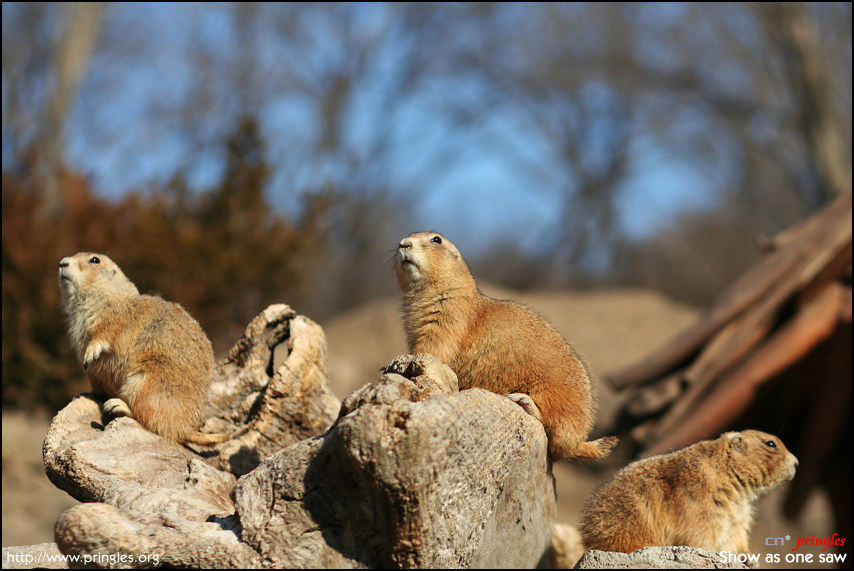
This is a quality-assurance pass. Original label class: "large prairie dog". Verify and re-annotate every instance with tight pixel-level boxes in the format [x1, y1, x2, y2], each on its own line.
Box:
[395, 231, 616, 461]
[581, 430, 798, 555]
[58, 252, 226, 445]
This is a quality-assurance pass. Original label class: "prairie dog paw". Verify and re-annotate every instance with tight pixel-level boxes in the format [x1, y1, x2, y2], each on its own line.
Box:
[83, 339, 111, 369]
[507, 393, 542, 422]
[103, 398, 133, 418]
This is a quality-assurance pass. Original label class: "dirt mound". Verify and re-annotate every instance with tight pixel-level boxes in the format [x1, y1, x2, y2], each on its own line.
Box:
[2, 411, 78, 547]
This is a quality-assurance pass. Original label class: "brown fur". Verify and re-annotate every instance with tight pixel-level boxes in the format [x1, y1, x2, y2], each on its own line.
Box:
[581, 430, 798, 555]
[58, 252, 226, 445]
[395, 232, 616, 461]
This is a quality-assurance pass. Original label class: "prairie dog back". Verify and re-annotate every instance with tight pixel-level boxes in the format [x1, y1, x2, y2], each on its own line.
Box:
[581, 430, 798, 554]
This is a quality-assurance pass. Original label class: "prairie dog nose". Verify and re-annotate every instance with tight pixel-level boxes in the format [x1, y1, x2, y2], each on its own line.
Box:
[399, 238, 413, 250]
[59, 257, 71, 268]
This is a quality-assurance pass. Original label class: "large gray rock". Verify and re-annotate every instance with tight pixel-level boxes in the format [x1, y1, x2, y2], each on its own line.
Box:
[236, 353, 555, 568]
[54, 503, 256, 569]
[44, 306, 557, 568]
[2, 543, 67, 569]
[43, 395, 236, 521]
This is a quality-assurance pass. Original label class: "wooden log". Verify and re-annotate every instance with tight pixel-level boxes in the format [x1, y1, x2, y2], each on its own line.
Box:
[622, 372, 683, 421]
[841, 284, 852, 322]
[608, 190, 851, 391]
[783, 321, 852, 519]
[644, 251, 828, 443]
[797, 242, 852, 308]
[644, 282, 845, 455]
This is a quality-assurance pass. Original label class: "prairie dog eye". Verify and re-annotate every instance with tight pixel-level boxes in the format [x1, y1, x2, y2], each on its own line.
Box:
[430, 236, 442, 245]
[88, 256, 101, 264]
[764, 440, 777, 449]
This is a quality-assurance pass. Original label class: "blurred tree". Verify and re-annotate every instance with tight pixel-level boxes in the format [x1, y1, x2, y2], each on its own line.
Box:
[3, 2, 56, 167]
[41, 2, 104, 220]
[767, 2, 851, 202]
[610, 2, 852, 304]
[161, 2, 452, 315]
[1, 2, 103, 219]
[1, 116, 323, 411]
[2, 3, 852, 411]
[2, 166, 119, 410]
[438, 2, 851, 303]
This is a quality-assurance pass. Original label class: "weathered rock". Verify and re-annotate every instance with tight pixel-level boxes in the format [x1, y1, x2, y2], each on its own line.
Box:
[43, 305, 338, 509]
[338, 353, 459, 416]
[199, 304, 341, 476]
[43, 395, 236, 520]
[236, 355, 555, 568]
[44, 306, 337, 567]
[2, 543, 68, 569]
[574, 546, 750, 569]
[45, 306, 557, 569]
[54, 504, 258, 569]
[43, 395, 257, 567]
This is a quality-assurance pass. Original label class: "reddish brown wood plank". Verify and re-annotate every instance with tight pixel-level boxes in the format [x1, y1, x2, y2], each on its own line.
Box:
[608, 190, 852, 391]
[644, 282, 845, 455]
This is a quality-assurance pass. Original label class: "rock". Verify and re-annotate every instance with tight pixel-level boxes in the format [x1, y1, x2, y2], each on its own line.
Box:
[235, 355, 555, 568]
[42, 384, 257, 567]
[54, 504, 258, 569]
[574, 546, 750, 569]
[199, 305, 342, 476]
[43, 395, 236, 520]
[45, 306, 557, 568]
[338, 353, 459, 416]
[2, 543, 67, 569]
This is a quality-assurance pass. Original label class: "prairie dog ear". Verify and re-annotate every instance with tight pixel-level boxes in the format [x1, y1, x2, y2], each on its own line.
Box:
[726, 432, 746, 453]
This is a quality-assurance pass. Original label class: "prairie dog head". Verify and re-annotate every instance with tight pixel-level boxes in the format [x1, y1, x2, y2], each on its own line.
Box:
[724, 430, 798, 492]
[396, 232, 472, 291]
[59, 252, 138, 308]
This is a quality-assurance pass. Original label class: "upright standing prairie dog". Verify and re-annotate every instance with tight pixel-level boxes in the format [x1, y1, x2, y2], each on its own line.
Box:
[395, 231, 616, 461]
[581, 430, 798, 555]
[59, 252, 226, 445]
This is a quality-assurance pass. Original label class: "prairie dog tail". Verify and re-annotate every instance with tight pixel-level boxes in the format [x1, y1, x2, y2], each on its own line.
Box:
[183, 431, 229, 446]
[568, 436, 619, 460]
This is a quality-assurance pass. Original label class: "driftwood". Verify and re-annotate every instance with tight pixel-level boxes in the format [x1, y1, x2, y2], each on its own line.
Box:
[606, 190, 852, 560]
[196, 305, 340, 476]
[43, 306, 557, 568]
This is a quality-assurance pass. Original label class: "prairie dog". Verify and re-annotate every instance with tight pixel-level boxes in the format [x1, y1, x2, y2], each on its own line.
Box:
[395, 231, 616, 461]
[581, 430, 798, 555]
[58, 252, 226, 445]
